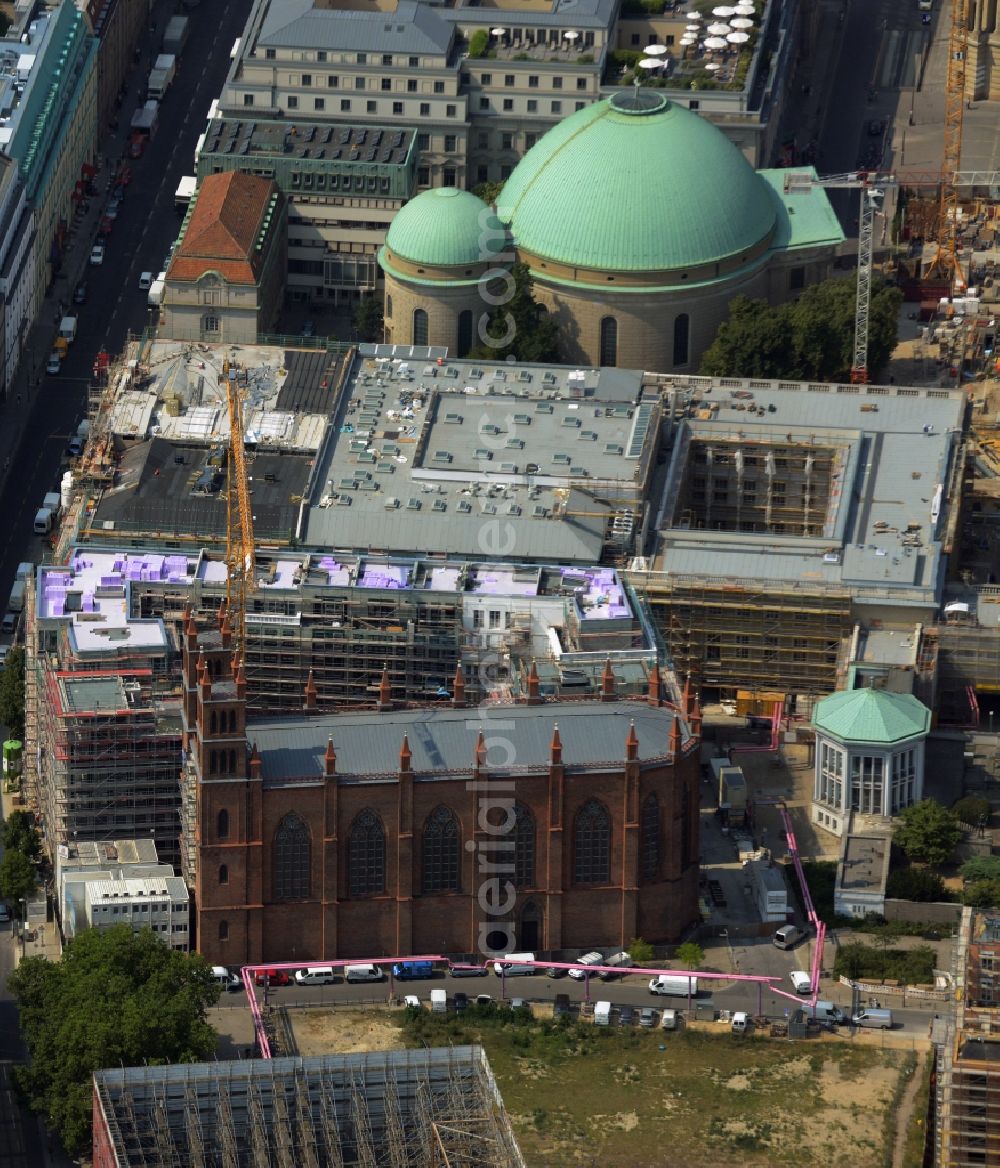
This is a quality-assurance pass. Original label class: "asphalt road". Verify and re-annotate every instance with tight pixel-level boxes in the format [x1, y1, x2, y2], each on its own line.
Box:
[0, 0, 253, 615]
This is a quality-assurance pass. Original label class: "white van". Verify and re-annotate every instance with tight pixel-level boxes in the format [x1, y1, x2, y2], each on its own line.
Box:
[789, 970, 813, 995]
[344, 963, 382, 983]
[594, 1000, 612, 1026]
[211, 965, 241, 992]
[852, 1008, 893, 1029]
[731, 1011, 749, 1034]
[807, 1000, 845, 1027]
[649, 974, 698, 997]
[660, 1008, 677, 1030]
[430, 988, 447, 1013]
[773, 924, 805, 950]
[295, 966, 337, 986]
[493, 952, 537, 977]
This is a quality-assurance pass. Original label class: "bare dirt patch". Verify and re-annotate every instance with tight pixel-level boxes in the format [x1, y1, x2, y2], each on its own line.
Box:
[290, 1008, 407, 1057]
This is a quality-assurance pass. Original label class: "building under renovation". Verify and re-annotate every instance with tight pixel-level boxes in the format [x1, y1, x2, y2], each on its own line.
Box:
[91, 1047, 524, 1168]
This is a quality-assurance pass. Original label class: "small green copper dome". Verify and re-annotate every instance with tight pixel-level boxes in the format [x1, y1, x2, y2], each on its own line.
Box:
[496, 92, 778, 274]
[384, 188, 506, 267]
[812, 688, 931, 745]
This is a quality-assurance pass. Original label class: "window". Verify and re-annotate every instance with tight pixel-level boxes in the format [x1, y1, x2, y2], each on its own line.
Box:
[393, 101, 403, 115]
[381, 77, 392, 91]
[417, 166, 430, 185]
[479, 97, 490, 111]
[689, 99, 699, 111]
[407, 79, 417, 92]
[409, 56, 419, 67]
[551, 100, 562, 114]
[243, 94, 254, 107]
[514, 803, 535, 888]
[218, 920, 229, 940]
[219, 863, 229, 885]
[528, 75, 539, 88]
[433, 80, 445, 93]
[327, 75, 339, 88]
[525, 133, 538, 148]
[481, 73, 492, 84]
[413, 308, 429, 345]
[317, 51, 327, 62]
[446, 103, 456, 117]
[202, 315, 220, 334]
[789, 266, 806, 291]
[417, 131, 430, 149]
[553, 77, 562, 89]
[420, 102, 432, 117]
[443, 167, 456, 186]
[503, 98, 513, 111]
[457, 309, 473, 357]
[599, 316, 618, 367]
[349, 809, 386, 895]
[355, 77, 366, 89]
[501, 132, 514, 150]
[382, 53, 393, 66]
[314, 97, 325, 111]
[274, 812, 311, 899]
[357, 52, 367, 63]
[341, 98, 351, 111]
[422, 805, 460, 892]
[386, 294, 393, 319]
[287, 95, 298, 110]
[673, 313, 689, 367]
[504, 75, 515, 86]
[477, 165, 488, 182]
[478, 131, 489, 148]
[631, 33, 640, 45]
[527, 100, 537, 113]
[302, 74, 312, 86]
[489, 609, 501, 629]
[576, 77, 587, 90]
[368, 100, 377, 113]
[500, 163, 512, 179]
[217, 809, 230, 840]
[574, 799, 610, 884]
[640, 794, 659, 879]
[575, 101, 584, 111]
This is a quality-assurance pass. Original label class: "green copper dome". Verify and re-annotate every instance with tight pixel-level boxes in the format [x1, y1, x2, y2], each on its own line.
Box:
[384, 188, 505, 267]
[496, 92, 778, 274]
[812, 688, 931, 746]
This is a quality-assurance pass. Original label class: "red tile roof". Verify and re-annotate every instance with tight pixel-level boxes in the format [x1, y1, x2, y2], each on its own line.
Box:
[169, 172, 277, 285]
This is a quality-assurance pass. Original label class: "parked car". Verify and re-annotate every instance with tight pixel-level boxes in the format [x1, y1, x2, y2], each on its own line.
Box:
[73, 281, 88, 305]
[253, 968, 290, 987]
[453, 991, 469, 1012]
[138, 271, 153, 291]
[639, 1007, 658, 1028]
[89, 244, 105, 265]
[46, 351, 62, 375]
[567, 951, 604, 980]
[0, 903, 9, 924]
[619, 1004, 635, 1026]
[544, 965, 567, 979]
[448, 962, 488, 978]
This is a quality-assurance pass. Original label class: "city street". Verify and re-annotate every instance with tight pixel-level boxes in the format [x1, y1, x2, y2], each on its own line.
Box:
[0, 0, 253, 618]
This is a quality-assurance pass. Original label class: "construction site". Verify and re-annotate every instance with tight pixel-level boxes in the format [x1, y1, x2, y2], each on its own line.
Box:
[91, 1047, 525, 1168]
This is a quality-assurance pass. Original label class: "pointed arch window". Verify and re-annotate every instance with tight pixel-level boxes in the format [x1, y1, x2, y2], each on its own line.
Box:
[673, 313, 690, 367]
[457, 309, 473, 357]
[514, 802, 535, 889]
[413, 307, 429, 346]
[274, 812, 311, 900]
[422, 805, 460, 893]
[599, 316, 618, 367]
[217, 809, 229, 841]
[574, 798, 611, 884]
[349, 809, 386, 896]
[640, 793, 660, 880]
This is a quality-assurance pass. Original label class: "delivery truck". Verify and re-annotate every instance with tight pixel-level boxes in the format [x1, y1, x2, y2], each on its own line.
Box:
[162, 15, 190, 57]
[148, 54, 176, 100]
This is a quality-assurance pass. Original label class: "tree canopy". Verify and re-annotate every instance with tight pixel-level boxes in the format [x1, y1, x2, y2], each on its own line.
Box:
[353, 294, 384, 343]
[893, 799, 963, 867]
[0, 644, 25, 740]
[699, 277, 903, 382]
[472, 180, 505, 206]
[2, 809, 40, 860]
[469, 262, 561, 364]
[9, 926, 220, 1156]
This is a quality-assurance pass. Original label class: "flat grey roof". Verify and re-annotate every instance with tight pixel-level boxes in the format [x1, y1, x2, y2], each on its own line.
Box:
[654, 377, 966, 601]
[202, 117, 414, 168]
[249, 700, 685, 782]
[302, 350, 649, 562]
[259, 0, 454, 55]
[60, 675, 127, 715]
[839, 834, 889, 894]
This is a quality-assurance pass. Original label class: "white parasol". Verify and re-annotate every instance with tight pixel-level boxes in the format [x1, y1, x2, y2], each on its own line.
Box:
[703, 35, 728, 48]
[726, 30, 749, 42]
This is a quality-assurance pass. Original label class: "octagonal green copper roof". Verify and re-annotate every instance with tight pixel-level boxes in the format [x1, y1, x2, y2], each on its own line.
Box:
[812, 688, 931, 746]
[384, 188, 505, 267]
[496, 91, 777, 274]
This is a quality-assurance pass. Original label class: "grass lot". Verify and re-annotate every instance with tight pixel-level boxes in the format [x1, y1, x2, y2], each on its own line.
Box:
[398, 1006, 910, 1168]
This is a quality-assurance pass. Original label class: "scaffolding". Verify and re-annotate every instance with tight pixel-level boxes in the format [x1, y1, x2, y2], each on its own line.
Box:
[93, 1047, 526, 1168]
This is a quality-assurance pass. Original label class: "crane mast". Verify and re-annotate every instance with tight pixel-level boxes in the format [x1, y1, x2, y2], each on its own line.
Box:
[224, 361, 256, 660]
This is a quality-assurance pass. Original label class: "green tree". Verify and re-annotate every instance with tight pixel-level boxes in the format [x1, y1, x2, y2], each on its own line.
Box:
[628, 937, 655, 965]
[472, 180, 505, 206]
[675, 941, 705, 969]
[894, 799, 963, 867]
[3, 809, 40, 861]
[953, 795, 991, 828]
[699, 277, 903, 382]
[468, 28, 489, 58]
[469, 262, 561, 364]
[0, 644, 25, 740]
[0, 847, 36, 908]
[964, 879, 1000, 909]
[353, 295, 384, 343]
[962, 855, 1000, 883]
[9, 926, 219, 1156]
[885, 865, 946, 902]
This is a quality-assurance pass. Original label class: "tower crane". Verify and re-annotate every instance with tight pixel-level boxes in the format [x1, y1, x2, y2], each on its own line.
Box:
[223, 359, 256, 659]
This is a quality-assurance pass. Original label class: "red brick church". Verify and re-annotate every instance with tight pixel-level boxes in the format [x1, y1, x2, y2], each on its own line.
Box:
[179, 608, 702, 966]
